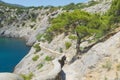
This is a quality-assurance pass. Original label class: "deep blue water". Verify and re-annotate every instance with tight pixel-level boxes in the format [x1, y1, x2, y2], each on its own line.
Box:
[0, 37, 30, 72]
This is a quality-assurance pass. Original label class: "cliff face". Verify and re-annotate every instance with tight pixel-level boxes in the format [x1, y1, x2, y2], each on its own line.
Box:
[13, 1, 115, 80]
[0, 73, 23, 80]
[14, 30, 120, 80]
[0, 0, 112, 46]
[1, 0, 119, 80]
[83, 0, 112, 13]
[0, 4, 62, 46]
[62, 30, 120, 80]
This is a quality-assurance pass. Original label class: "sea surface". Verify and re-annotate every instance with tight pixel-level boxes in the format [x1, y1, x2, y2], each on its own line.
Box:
[0, 37, 30, 72]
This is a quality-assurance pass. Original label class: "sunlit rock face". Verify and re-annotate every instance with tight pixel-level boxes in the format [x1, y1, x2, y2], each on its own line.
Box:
[0, 0, 117, 80]
[0, 73, 23, 80]
[84, 0, 112, 14]
[0, 3, 62, 46]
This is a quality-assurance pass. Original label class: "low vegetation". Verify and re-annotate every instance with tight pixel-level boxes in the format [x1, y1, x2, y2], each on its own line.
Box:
[102, 60, 112, 71]
[107, 0, 120, 25]
[45, 56, 53, 61]
[104, 77, 108, 80]
[68, 35, 77, 40]
[32, 55, 39, 61]
[65, 42, 72, 50]
[33, 43, 41, 52]
[59, 47, 63, 53]
[21, 72, 33, 80]
[37, 63, 43, 69]
[63, 1, 100, 10]
[116, 64, 120, 71]
[36, 34, 43, 41]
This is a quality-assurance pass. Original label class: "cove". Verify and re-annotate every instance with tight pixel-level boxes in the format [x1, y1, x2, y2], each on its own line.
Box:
[0, 37, 30, 72]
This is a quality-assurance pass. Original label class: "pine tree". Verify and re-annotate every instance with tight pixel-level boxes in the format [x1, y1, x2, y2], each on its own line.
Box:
[47, 10, 108, 55]
[108, 0, 120, 24]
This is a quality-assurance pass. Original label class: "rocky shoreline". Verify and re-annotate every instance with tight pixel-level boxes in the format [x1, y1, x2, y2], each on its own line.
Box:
[0, 0, 115, 80]
[0, 15, 49, 46]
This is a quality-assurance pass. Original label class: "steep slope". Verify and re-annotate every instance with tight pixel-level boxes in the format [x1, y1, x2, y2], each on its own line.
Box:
[0, 0, 112, 46]
[13, 0, 116, 80]
[63, 30, 120, 80]
[1, 0, 119, 80]
[14, 28, 120, 80]
[0, 73, 23, 80]
[0, 4, 62, 46]
[83, 0, 112, 13]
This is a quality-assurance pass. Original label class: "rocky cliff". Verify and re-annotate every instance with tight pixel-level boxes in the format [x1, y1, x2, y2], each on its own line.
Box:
[0, 0, 112, 46]
[13, 1, 115, 80]
[83, 0, 112, 13]
[0, 4, 62, 46]
[1, 0, 119, 80]
[14, 29, 120, 80]
[0, 73, 23, 80]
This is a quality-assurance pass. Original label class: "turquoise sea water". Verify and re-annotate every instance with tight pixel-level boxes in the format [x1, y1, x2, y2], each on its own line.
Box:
[0, 37, 30, 72]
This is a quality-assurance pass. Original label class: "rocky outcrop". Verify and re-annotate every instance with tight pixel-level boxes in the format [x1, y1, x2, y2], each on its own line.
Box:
[14, 29, 120, 80]
[62, 31, 120, 80]
[14, 42, 66, 80]
[0, 73, 23, 80]
[1, 1, 116, 80]
[83, 0, 112, 14]
[0, 14, 49, 46]
[0, 5, 62, 46]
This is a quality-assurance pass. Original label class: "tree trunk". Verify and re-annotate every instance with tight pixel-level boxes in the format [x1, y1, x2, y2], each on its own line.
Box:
[76, 32, 81, 55]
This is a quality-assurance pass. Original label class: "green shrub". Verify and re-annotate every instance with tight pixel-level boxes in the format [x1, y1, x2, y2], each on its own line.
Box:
[0, 23, 3, 28]
[32, 55, 39, 61]
[107, 0, 120, 24]
[62, 1, 99, 10]
[63, 3, 76, 10]
[65, 42, 72, 49]
[43, 33, 53, 43]
[59, 47, 63, 53]
[22, 22, 25, 26]
[21, 72, 33, 80]
[95, 31, 104, 39]
[30, 13, 37, 22]
[40, 53, 44, 56]
[17, 25, 19, 27]
[45, 56, 52, 61]
[104, 77, 108, 80]
[30, 25, 34, 29]
[33, 43, 41, 52]
[31, 18, 36, 22]
[87, 1, 99, 7]
[34, 27, 37, 30]
[116, 64, 120, 71]
[37, 63, 43, 69]
[102, 60, 112, 71]
[68, 35, 77, 40]
[36, 34, 43, 41]
[49, 7, 58, 13]
[16, 9, 24, 14]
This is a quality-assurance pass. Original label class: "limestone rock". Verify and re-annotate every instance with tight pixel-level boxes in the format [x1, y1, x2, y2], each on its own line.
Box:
[83, 0, 112, 14]
[14, 43, 66, 80]
[63, 31, 120, 80]
[0, 5, 62, 46]
[0, 73, 23, 80]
